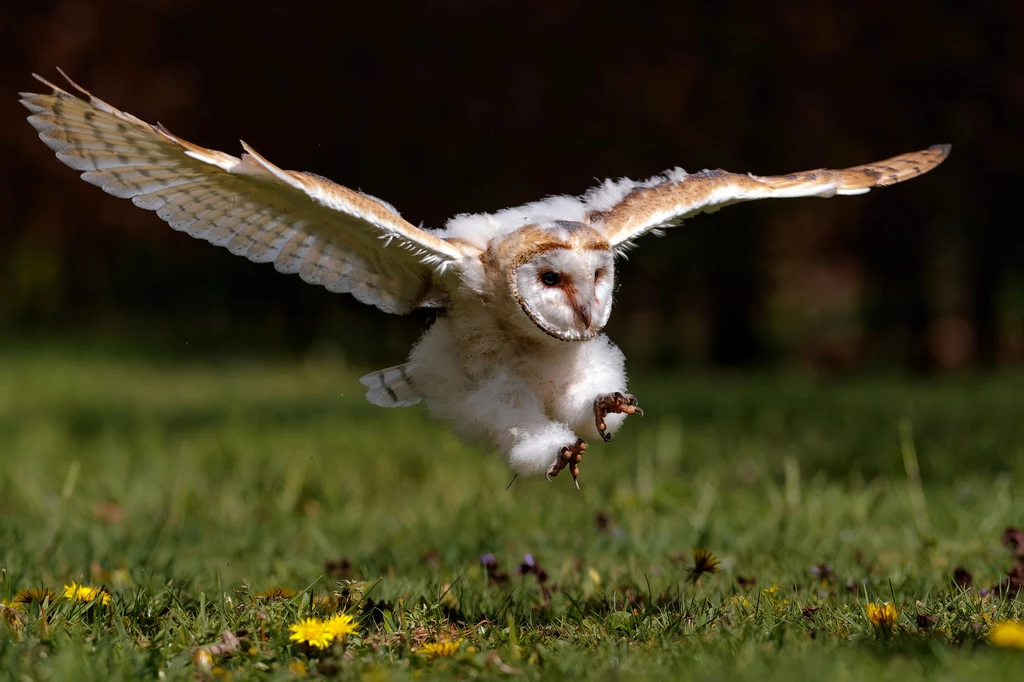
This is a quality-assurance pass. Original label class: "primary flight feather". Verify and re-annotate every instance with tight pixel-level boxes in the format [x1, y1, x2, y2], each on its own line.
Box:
[21, 71, 951, 487]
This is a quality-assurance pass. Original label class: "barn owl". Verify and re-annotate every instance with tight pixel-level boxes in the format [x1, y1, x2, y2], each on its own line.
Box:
[21, 71, 951, 487]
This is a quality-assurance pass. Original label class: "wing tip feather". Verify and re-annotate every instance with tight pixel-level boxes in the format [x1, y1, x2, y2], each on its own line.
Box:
[55, 66, 90, 97]
[29, 69, 88, 100]
[30, 72, 60, 92]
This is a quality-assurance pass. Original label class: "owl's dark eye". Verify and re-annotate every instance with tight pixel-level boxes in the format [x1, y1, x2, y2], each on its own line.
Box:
[540, 271, 561, 286]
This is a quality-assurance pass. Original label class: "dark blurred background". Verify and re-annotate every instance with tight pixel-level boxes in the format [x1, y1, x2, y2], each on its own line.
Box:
[1, 1, 1020, 371]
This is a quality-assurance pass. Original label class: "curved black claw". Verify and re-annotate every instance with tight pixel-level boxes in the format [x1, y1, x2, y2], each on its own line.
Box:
[594, 392, 644, 441]
[546, 438, 587, 489]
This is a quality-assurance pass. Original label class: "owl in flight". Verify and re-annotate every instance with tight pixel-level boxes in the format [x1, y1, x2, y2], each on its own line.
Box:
[22, 71, 950, 487]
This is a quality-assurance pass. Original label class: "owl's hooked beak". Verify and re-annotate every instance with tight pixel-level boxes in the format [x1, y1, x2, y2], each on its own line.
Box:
[573, 301, 593, 330]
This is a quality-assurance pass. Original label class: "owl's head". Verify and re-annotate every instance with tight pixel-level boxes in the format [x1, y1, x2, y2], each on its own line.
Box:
[485, 221, 615, 342]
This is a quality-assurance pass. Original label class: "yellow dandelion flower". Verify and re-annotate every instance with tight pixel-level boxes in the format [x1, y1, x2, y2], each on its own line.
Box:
[62, 582, 111, 606]
[254, 587, 296, 600]
[416, 639, 463, 658]
[988, 621, 1024, 649]
[867, 602, 898, 629]
[686, 548, 720, 584]
[323, 613, 357, 642]
[763, 584, 781, 596]
[12, 588, 58, 610]
[288, 617, 332, 649]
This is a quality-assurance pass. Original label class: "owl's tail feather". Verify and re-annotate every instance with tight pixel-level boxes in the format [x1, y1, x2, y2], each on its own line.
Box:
[359, 364, 423, 408]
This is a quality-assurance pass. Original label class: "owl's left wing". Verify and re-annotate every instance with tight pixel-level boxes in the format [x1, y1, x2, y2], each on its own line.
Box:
[21, 71, 474, 314]
[588, 145, 951, 250]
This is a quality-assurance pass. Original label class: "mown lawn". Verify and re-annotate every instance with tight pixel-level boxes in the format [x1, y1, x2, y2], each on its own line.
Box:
[1, 347, 1023, 680]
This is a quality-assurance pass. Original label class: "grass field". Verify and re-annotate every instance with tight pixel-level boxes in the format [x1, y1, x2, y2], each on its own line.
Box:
[1, 347, 1023, 680]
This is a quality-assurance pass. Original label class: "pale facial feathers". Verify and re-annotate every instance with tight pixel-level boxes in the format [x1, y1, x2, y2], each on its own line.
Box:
[464, 221, 615, 343]
[514, 249, 614, 342]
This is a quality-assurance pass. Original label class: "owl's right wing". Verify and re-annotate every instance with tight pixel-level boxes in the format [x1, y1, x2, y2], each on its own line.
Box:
[588, 145, 951, 251]
[21, 71, 477, 314]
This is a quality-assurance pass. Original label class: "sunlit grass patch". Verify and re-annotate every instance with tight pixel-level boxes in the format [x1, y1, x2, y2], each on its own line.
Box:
[0, 348, 1023, 679]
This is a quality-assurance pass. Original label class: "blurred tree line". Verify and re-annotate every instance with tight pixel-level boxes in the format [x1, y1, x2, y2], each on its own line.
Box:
[1, 0, 1021, 370]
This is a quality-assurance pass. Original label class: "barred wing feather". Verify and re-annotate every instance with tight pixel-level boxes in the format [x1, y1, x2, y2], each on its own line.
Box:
[21, 71, 470, 314]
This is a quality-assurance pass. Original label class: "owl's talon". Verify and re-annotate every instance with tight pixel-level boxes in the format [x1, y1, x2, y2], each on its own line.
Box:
[548, 438, 586, 486]
[594, 392, 644, 440]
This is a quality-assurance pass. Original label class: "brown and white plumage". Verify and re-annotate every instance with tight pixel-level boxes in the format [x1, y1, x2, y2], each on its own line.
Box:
[21, 70, 474, 314]
[587, 145, 951, 249]
[22, 71, 951, 484]
[439, 145, 951, 257]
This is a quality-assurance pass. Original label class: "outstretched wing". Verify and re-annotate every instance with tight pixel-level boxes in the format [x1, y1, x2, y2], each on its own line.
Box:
[588, 145, 951, 250]
[21, 71, 473, 314]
